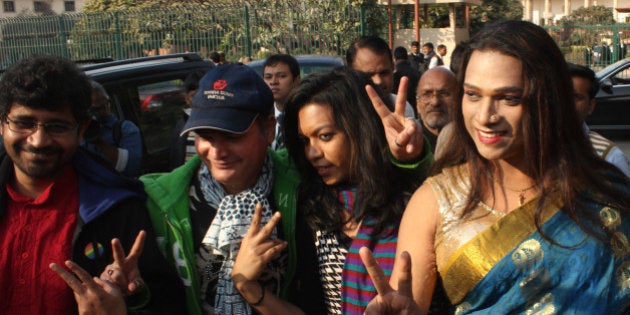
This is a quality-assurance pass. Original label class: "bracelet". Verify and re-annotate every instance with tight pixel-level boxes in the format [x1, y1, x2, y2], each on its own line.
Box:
[247, 282, 265, 307]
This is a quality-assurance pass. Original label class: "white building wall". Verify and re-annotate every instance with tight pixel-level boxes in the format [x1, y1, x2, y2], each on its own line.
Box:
[1, 0, 87, 18]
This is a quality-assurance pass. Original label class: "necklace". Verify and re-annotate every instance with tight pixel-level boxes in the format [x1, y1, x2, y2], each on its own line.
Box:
[503, 183, 536, 206]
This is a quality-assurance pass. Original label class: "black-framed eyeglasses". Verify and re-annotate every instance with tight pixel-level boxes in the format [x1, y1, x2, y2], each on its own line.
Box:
[3, 116, 79, 136]
[417, 90, 451, 102]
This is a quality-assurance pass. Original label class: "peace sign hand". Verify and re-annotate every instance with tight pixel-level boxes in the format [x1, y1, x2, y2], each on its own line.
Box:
[232, 204, 286, 290]
[100, 230, 146, 295]
[366, 76, 424, 162]
[360, 247, 420, 315]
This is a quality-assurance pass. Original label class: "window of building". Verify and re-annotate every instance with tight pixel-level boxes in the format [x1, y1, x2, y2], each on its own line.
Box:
[64, 1, 75, 12]
[33, 1, 45, 12]
[3, 1, 15, 12]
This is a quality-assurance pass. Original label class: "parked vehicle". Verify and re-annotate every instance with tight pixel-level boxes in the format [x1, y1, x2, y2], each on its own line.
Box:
[83, 53, 214, 173]
[247, 55, 345, 78]
[591, 57, 630, 139]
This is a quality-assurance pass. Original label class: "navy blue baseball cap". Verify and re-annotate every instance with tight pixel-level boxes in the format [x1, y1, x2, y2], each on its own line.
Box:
[181, 64, 274, 135]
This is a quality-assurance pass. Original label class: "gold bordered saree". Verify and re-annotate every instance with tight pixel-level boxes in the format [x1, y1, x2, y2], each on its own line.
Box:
[428, 165, 630, 314]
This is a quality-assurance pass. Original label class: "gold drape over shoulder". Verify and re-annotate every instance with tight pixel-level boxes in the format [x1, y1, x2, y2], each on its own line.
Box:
[428, 164, 562, 304]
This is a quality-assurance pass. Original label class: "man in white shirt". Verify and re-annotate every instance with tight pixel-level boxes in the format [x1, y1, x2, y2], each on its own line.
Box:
[262, 54, 301, 150]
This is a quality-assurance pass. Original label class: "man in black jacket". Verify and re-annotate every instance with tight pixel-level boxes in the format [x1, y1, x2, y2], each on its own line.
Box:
[0, 55, 185, 314]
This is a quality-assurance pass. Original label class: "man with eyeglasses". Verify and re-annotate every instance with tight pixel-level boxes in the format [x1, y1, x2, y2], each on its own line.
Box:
[416, 67, 458, 152]
[0, 55, 184, 314]
[83, 81, 142, 177]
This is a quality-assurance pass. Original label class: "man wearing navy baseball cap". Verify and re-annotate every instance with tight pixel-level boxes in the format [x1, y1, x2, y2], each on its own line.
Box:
[140, 64, 302, 314]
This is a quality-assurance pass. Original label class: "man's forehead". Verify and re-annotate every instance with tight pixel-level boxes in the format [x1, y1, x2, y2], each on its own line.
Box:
[263, 63, 291, 74]
[353, 48, 392, 70]
[8, 103, 74, 119]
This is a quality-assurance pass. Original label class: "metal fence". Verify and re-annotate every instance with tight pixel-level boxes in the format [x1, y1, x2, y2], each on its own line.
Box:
[0, 1, 387, 68]
[544, 23, 630, 70]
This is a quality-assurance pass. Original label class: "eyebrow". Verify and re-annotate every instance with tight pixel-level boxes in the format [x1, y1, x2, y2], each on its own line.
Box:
[300, 123, 338, 136]
[463, 83, 524, 94]
[264, 70, 288, 76]
[10, 114, 72, 123]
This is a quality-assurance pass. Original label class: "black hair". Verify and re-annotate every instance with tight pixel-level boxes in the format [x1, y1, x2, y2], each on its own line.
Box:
[567, 63, 599, 99]
[263, 54, 300, 78]
[184, 69, 208, 93]
[393, 46, 408, 60]
[209, 51, 220, 63]
[346, 35, 393, 67]
[0, 55, 91, 123]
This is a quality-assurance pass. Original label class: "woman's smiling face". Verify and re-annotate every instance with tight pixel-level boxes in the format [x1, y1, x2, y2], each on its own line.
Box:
[462, 50, 526, 164]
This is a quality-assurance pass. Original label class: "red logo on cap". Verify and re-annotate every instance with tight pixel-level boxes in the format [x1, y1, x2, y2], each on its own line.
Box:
[213, 79, 228, 90]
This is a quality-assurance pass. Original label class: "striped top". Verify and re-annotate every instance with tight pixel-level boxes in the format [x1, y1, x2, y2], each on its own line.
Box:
[340, 221, 398, 314]
[313, 187, 399, 315]
[589, 130, 616, 159]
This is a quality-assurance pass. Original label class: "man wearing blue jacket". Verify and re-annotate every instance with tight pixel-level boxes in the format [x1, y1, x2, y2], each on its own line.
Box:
[0, 55, 184, 314]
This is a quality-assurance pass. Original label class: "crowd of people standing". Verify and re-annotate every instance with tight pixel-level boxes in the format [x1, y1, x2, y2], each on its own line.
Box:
[0, 19, 629, 315]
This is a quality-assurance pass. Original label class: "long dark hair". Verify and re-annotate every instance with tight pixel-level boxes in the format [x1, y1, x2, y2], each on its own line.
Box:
[435, 20, 629, 240]
[283, 67, 421, 236]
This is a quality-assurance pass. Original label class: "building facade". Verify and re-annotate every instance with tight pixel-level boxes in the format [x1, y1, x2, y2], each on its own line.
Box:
[523, 0, 629, 25]
[1, 0, 87, 17]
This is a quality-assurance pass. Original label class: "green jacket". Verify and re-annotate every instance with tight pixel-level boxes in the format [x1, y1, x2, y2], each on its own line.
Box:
[140, 149, 300, 315]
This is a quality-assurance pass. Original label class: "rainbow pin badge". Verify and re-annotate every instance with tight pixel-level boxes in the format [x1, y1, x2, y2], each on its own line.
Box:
[84, 242, 104, 260]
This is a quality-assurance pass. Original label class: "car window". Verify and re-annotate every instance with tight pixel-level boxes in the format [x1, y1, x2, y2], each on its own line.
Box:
[611, 66, 630, 86]
[301, 64, 340, 77]
[136, 79, 186, 156]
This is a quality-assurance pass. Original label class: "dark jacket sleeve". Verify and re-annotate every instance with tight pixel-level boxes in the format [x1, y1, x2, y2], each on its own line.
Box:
[287, 209, 327, 315]
[72, 198, 187, 315]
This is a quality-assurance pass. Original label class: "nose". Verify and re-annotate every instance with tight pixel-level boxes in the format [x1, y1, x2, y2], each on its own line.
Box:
[209, 138, 230, 159]
[305, 140, 322, 162]
[478, 98, 498, 124]
[371, 74, 384, 89]
[27, 126, 54, 147]
[425, 93, 440, 107]
[196, 136, 229, 160]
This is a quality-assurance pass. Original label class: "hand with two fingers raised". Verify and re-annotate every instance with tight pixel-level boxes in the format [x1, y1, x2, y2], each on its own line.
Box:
[231, 204, 287, 300]
[366, 76, 425, 163]
[360, 247, 421, 315]
[99, 230, 147, 296]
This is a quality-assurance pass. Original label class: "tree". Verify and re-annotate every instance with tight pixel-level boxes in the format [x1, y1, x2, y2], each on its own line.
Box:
[469, 0, 523, 34]
[558, 5, 615, 25]
[554, 6, 617, 65]
[73, 1, 379, 61]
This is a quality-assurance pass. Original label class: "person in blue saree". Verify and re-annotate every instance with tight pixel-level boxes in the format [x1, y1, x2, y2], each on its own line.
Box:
[360, 20, 630, 314]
